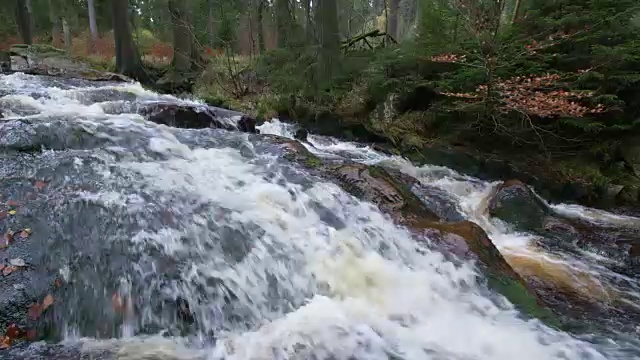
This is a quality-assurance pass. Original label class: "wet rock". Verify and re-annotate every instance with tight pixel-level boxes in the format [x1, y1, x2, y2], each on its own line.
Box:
[325, 163, 440, 223]
[489, 180, 550, 232]
[294, 128, 308, 142]
[142, 104, 257, 133]
[542, 216, 579, 237]
[620, 139, 640, 178]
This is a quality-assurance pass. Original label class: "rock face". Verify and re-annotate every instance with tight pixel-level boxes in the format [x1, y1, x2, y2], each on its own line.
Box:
[489, 180, 550, 231]
[274, 142, 554, 323]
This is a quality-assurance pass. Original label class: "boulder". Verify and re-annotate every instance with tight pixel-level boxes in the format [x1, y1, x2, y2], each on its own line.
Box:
[294, 128, 308, 142]
[489, 180, 550, 232]
[271, 147, 555, 323]
[141, 104, 257, 133]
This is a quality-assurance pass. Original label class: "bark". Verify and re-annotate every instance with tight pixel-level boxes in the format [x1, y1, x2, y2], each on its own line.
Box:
[111, 0, 145, 79]
[317, 0, 340, 81]
[304, 0, 312, 41]
[208, 0, 216, 47]
[388, 0, 400, 40]
[256, 0, 265, 52]
[62, 17, 72, 53]
[87, 0, 99, 50]
[48, 0, 62, 46]
[275, 0, 291, 47]
[15, 0, 33, 45]
[169, 0, 193, 73]
[511, 0, 522, 23]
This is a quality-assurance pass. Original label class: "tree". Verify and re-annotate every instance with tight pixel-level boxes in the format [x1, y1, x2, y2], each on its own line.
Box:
[388, 0, 400, 39]
[48, 0, 62, 46]
[317, 0, 340, 81]
[87, 0, 99, 51]
[275, 0, 292, 47]
[15, 0, 33, 45]
[111, 0, 145, 79]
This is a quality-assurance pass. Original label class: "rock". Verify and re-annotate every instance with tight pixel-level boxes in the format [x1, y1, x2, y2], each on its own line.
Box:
[237, 115, 257, 133]
[274, 151, 554, 323]
[542, 216, 579, 237]
[620, 139, 640, 178]
[294, 128, 308, 142]
[141, 103, 257, 133]
[0, 51, 10, 72]
[489, 180, 550, 232]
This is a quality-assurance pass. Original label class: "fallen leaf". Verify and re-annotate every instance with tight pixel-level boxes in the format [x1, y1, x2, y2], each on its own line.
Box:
[3, 265, 18, 276]
[8, 210, 16, 216]
[54, 278, 63, 288]
[18, 230, 31, 239]
[0, 211, 6, 219]
[9, 258, 25, 267]
[0, 336, 10, 350]
[34, 181, 47, 190]
[6, 324, 24, 339]
[112, 293, 124, 313]
[6, 200, 18, 207]
[42, 294, 54, 310]
[27, 303, 41, 320]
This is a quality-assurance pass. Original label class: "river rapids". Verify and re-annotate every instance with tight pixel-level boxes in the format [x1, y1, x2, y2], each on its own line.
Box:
[0, 73, 638, 359]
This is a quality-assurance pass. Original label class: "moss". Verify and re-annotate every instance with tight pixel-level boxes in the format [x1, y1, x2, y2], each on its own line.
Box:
[487, 275, 561, 328]
[304, 155, 322, 168]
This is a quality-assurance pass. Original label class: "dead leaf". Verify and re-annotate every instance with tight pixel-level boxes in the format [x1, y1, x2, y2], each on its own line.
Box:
[28, 303, 41, 321]
[42, 294, 54, 311]
[34, 181, 48, 190]
[112, 293, 124, 313]
[18, 229, 31, 239]
[0, 336, 10, 350]
[54, 278, 63, 288]
[0, 211, 6, 220]
[8, 210, 16, 216]
[3, 265, 18, 276]
[6, 324, 23, 339]
[6, 200, 18, 207]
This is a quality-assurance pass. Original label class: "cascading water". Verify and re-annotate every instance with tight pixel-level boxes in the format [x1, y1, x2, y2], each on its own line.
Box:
[0, 74, 638, 359]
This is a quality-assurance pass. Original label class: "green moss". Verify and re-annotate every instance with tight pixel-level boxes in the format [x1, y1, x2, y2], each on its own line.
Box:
[487, 274, 561, 329]
[304, 155, 322, 168]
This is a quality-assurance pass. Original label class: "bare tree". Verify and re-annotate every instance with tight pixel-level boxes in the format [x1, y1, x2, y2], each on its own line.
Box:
[112, 0, 145, 79]
[15, 0, 33, 45]
[49, 0, 62, 46]
[511, 0, 522, 23]
[87, 0, 99, 51]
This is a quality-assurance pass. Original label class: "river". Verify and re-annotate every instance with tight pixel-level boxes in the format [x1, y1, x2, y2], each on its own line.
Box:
[0, 73, 638, 359]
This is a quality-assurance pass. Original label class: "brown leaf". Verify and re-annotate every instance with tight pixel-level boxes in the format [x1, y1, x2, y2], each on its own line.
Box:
[6, 200, 18, 207]
[42, 294, 54, 311]
[0, 336, 10, 350]
[34, 181, 48, 190]
[54, 278, 63, 288]
[112, 293, 125, 313]
[2, 265, 18, 276]
[28, 303, 42, 321]
[6, 324, 24, 339]
[18, 229, 32, 239]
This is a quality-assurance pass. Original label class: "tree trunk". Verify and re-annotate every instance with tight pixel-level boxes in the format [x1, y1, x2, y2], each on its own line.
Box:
[87, 0, 99, 51]
[316, 0, 340, 83]
[256, 0, 265, 52]
[275, 0, 291, 48]
[208, 0, 216, 47]
[62, 17, 72, 53]
[511, 0, 522, 23]
[169, 0, 193, 74]
[388, 0, 399, 40]
[304, 0, 312, 41]
[111, 0, 144, 79]
[15, 0, 33, 45]
[49, 0, 62, 46]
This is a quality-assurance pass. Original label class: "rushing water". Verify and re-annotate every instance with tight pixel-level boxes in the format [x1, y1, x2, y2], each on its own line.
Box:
[0, 73, 639, 359]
